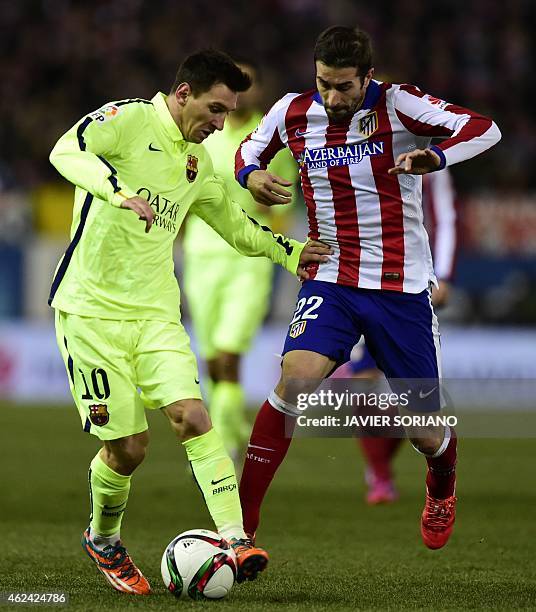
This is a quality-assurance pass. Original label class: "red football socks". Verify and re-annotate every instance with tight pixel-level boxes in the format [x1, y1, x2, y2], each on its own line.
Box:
[426, 433, 457, 499]
[359, 437, 403, 482]
[239, 400, 295, 536]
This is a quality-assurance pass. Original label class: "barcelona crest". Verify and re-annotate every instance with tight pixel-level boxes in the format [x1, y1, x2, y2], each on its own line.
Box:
[89, 404, 109, 426]
[186, 154, 199, 183]
[289, 320, 307, 338]
[357, 111, 378, 138]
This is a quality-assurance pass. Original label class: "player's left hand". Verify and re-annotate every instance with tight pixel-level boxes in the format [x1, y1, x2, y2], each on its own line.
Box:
[297, 240, 333, 281]
[388, 148, 441, 175]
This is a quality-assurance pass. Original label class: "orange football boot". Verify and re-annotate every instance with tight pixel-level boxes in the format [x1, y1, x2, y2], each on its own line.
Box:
[229, 537, 269, 583]
[82, 528, 151, 595]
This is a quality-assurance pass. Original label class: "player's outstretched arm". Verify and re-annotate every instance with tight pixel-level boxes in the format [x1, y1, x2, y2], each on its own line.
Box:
[390, 85, 501, 174]
[296, 240, 333, 280]
[191, 177, 331, 277]
[246, 170, 293, 206]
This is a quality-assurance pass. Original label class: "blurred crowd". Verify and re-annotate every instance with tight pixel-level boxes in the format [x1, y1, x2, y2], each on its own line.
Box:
[1, 0, 534, 192]
[1, 0, 535, 322]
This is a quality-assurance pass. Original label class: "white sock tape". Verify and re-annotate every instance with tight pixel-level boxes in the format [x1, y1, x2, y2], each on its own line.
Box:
[268, 390, 300, 417]
[431, 425, 451, 458]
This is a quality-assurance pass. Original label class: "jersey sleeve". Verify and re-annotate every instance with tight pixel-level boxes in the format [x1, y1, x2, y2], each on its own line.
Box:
[191, 175, 305, 274]
[235, 93, 296, 187]
[393, 85, 501, 169]
[424, 168, 457, 280]
[49, 102, 139, 207]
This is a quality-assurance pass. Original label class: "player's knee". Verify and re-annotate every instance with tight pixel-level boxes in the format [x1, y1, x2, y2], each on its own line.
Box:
[410, 433, 444, 456]
[276, 352, 331, 402]
[281, 350, 334, 381]
[207, 359, 220, 383]
[165, 399, 211, 440]
[281, 358, 311, 382]
[215, 352, 240, 382]
[104, 432, 148, 473]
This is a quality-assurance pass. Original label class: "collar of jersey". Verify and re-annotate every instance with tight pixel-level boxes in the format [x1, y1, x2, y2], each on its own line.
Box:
[361, 80, 382, 110]
[152, 92, 184, 142]
[312, 79, 382, 112]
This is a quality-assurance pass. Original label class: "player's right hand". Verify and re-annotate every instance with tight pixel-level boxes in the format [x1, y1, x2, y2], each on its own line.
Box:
[121, 196, 155, 233]
[431, 280, 451, 308]
[247, 170, 293, 206]
[297, 239, 333, 281]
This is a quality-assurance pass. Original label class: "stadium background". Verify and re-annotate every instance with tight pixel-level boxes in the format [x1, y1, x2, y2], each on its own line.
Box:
[1, 0, 535, 401]
[1, 1, 535, 609]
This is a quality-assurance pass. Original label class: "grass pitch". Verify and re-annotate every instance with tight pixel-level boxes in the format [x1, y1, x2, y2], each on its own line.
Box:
[1, 404, 535, 610]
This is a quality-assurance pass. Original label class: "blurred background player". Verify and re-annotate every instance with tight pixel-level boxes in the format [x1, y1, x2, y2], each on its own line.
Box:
[182, 63, 297, 464]
[350, 166, 458, 504]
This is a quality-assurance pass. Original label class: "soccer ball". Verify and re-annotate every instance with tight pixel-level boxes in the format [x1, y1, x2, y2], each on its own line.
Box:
[161, 529, 236, 600]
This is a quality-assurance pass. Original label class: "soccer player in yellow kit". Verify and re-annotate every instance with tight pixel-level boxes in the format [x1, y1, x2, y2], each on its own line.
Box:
[183, 63, 297, 462]
[49, 50, 330, 595]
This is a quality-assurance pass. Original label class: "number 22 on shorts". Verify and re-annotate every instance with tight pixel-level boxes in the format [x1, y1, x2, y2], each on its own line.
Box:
[290, 296, 324, 324]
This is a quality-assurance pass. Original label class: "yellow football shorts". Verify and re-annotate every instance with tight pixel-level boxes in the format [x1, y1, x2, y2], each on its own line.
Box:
[54, 310, 202, 440]
[183, 254, 273, 360]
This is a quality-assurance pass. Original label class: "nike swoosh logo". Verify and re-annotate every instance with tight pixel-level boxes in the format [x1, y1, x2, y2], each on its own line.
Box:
[194, 378, 200, 384]
[211, 475, 233, 485]
[419, 386, 437, 399]
[103, 502, 127, 510]
[148, 143, 163, 152]
[295, 128, 307, 138]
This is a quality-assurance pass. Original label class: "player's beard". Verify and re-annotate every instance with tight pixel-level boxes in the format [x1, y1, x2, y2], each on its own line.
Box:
[325, 105, 356, 122]
[325, 95, 364, 122]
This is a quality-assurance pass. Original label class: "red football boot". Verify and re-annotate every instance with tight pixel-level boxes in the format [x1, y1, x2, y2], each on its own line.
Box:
[420, 490, 457, 549]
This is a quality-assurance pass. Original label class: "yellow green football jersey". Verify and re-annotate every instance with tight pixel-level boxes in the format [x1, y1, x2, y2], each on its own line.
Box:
[49, 92, 304, 323]
[183, 112, 297, 256]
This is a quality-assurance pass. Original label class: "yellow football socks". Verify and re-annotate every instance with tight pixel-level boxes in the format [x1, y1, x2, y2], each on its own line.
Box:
[183, 428, 245, 540]
[88, 452, 131, 538]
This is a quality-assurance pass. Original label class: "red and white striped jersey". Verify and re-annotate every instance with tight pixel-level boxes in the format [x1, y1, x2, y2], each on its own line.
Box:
[423, 169, 457, 281]
[236, 80, 500, 293]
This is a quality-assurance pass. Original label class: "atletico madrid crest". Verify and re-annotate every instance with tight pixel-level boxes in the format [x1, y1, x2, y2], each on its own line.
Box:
[289, 320, 307, 338]
[89, 404, 109, 426]
[186, 154, 199, 182]
[358, 111, 378, 138]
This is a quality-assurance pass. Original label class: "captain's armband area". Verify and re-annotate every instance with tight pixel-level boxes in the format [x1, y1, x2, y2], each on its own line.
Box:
[111, 190, 136, 208]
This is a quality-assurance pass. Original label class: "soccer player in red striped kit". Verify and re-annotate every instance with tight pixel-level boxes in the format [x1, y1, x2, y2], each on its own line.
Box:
[235, 25, 501, 549]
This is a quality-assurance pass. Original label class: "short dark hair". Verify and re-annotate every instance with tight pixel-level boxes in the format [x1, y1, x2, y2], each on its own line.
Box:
[170, 49, 251, 96]
[314, 26, 373, 80]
